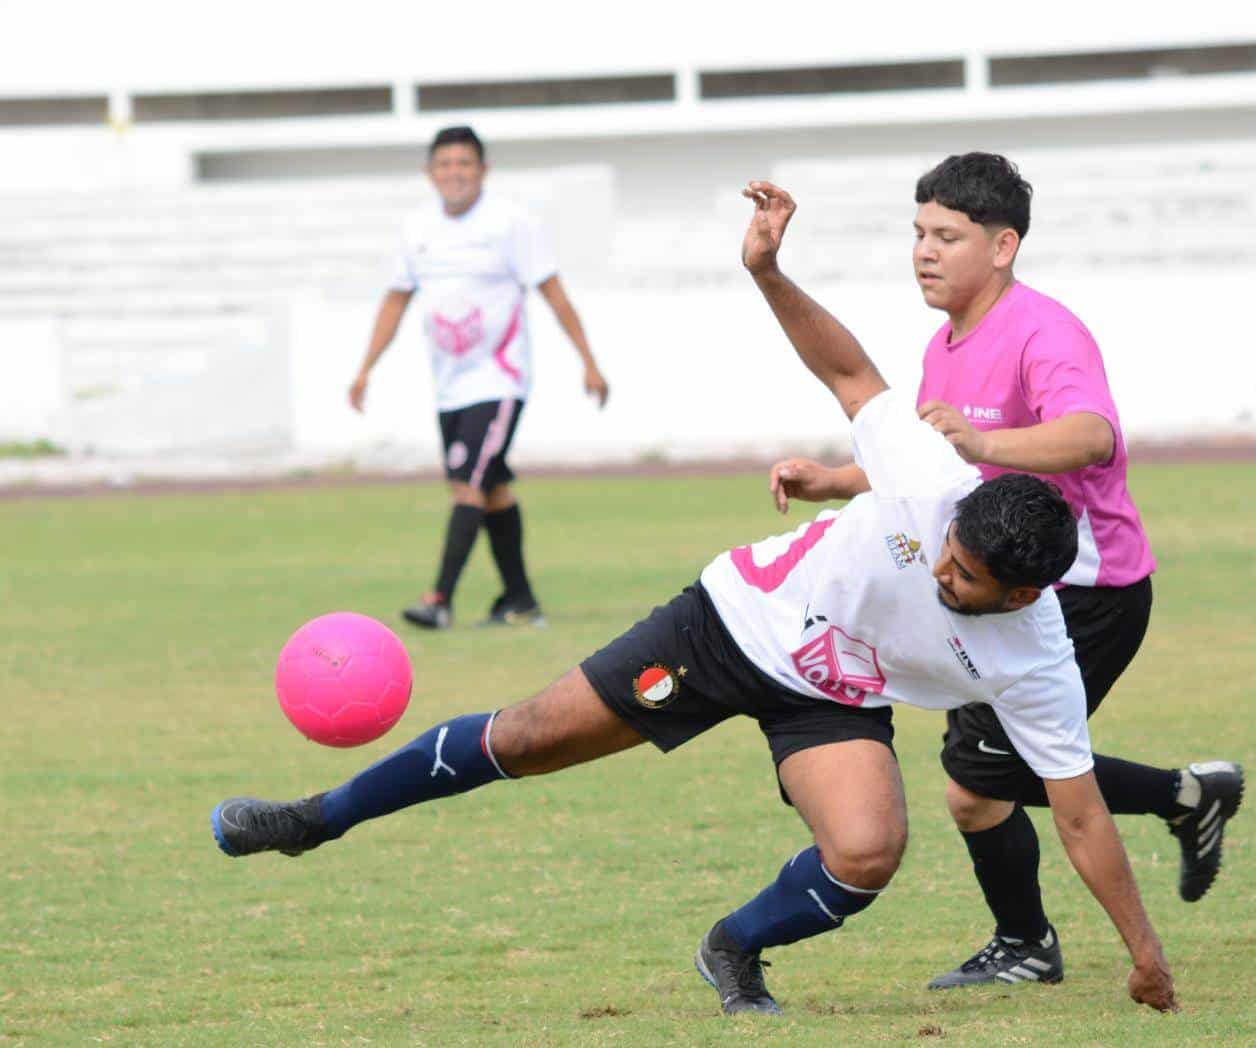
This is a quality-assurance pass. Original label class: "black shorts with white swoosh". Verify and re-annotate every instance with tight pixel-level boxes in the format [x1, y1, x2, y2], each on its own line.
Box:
[941, 577, 1153, 802]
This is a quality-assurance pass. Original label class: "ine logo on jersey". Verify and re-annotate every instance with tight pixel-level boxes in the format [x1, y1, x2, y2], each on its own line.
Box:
[947, 635, 982, 680]
[885, 533, 924, 570]
[962, 404, 1004, 423]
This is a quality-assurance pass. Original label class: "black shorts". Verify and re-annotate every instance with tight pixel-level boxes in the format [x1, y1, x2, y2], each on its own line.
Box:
[941, 576, 1153, 803]
[438, 398, 524, 492]
[581, 582, 895, 801]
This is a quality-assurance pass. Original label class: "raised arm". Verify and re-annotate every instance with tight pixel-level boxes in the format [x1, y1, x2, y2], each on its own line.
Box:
[1045, 772, 1177, 1012]
[742, 181, 887, 421]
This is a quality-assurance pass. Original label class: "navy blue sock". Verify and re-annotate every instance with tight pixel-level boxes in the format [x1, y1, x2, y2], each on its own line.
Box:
[722, 846, 881, 951]
[320, 712, 508, 839]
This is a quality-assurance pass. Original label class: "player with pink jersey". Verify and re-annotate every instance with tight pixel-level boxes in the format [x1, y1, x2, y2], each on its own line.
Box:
[349, 126, 610, 630]
[769, 153, 1243, 990]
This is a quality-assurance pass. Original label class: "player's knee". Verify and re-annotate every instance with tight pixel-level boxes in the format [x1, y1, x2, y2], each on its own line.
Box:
[817, 826, 906, 891]
[945, 778, 1006, 831]
[449, 481, 486, 508]
[484, 484, 515, 512]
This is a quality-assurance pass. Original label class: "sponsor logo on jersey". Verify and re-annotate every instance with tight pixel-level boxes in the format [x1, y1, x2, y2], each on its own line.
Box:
[791, 626, 885, 706]
[633, 664, 680, 709]
[885, 532, 924, 570]
[962, 404, 1004, 422]
[432, 309, 484, 357]
[947, 635, 981, 679]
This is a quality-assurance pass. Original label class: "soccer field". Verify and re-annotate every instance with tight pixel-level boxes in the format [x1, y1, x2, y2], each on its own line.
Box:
[2, 464, 1253, 1046]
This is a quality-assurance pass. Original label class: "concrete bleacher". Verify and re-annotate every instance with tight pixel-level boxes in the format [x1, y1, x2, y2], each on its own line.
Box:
[0, 168, 615, 455]
[2, 140, 1254, 461]
[772, 142, 1256, 282]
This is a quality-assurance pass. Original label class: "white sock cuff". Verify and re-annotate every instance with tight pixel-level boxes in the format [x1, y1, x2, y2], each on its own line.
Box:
[819, 860, 886, 895]
[482, 710, 513, 780]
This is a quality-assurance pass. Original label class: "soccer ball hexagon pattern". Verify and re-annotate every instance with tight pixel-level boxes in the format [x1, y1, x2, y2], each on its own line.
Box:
[275, 612, 413, 747]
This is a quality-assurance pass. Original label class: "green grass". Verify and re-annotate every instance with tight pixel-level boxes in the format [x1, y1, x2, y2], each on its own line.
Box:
[1, 465, 1253, 1046]
[0, 439, 64, 459]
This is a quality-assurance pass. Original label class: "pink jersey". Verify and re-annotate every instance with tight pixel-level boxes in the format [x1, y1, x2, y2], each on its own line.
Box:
[916, 281, 1155, 588]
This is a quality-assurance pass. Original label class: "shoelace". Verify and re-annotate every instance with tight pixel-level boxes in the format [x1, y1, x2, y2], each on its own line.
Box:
[735, 954, 772, 997]
[961, 937, 1015, 973]
[253, 803, 310, 841]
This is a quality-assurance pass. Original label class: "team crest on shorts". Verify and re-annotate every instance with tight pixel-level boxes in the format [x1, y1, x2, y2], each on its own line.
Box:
[885, 532, 924, 569]
[633, 664, 680, 709]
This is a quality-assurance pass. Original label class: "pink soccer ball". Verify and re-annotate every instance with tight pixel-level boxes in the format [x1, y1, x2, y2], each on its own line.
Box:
[275, 612, 413, 747]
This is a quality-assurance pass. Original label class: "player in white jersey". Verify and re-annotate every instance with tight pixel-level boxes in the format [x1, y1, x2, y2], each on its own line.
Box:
[212, 182, 1176, 1017]
[349, 126, 610, 630]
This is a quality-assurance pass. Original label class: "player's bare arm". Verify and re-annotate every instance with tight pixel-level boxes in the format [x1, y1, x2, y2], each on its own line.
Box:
[1044, 772, 1177, 1012]
[918, 400, 1115, 471]
[536, 274, 609, 407]
[349, 289, 414, 412]
[742, 181, 887, 420]
[769, 459, 871, 514]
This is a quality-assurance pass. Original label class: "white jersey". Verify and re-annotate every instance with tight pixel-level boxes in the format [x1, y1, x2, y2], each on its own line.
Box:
[388, 193, 558, 412]
[700, 390, 1092, 782]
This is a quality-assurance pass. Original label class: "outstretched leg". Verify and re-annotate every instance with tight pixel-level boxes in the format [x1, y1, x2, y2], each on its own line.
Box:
[211, 667, 643, 857]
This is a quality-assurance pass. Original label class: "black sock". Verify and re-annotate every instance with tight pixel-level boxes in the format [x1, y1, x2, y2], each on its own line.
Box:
[433, 504, 484, 603]
[961, 806, 1049, 943]
[484, 504, 534, 603]
[1091, 754, 1182, 818]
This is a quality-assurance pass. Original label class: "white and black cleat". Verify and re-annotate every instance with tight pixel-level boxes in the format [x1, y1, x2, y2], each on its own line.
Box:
[694, 920, 782, 1016]
[479, 593, 546, 628]
[928, 925, 1063, 989]
[1170, 761, 1244, 902]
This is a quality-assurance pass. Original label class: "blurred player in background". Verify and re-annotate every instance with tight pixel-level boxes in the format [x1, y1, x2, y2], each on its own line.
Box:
[769, 153, 1244, 989]
[350, 125, 610, 630]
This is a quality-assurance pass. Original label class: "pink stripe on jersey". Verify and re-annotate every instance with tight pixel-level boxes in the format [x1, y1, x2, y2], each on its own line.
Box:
[730, 517, 837, 593]
[916, 282, 1154, 587]
[492, 303, 524, 383]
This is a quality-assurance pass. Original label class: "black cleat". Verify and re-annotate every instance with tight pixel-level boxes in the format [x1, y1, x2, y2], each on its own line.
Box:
[211, 795, 328, 858]
[1170, 761, 1245, 902]
[928, 926, 1063, 989]
[479, 593, 546, 628]
[402, 598, 452, 630]
[694, 920, 782, 1016]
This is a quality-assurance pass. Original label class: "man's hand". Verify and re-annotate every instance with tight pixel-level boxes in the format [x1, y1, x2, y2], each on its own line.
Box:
[348, 372, 369, 413]
[918, 400, 989, 463]
[741, 181, 797, 276]
[1046, 772, 1177, 1016]
[769, 458, 836, 514]
[584, 364, 610, 408]
[1129, 951, 1178, 1013]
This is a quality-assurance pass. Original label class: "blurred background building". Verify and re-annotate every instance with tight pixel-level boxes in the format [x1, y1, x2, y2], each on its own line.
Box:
[3, 1, 1255, 481]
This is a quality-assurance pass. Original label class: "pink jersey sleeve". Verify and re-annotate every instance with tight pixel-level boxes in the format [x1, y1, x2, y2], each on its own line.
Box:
[1019, 322, 1118, 431]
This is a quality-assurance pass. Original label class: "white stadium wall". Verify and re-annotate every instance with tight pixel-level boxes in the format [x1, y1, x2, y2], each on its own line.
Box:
[2, 2, 1255, 472]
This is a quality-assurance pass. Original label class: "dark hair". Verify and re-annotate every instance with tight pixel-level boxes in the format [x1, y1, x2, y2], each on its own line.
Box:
[954, 473, 1076, 589]
[915, 152, 1032, 239]
[429, 125, 485, 162]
